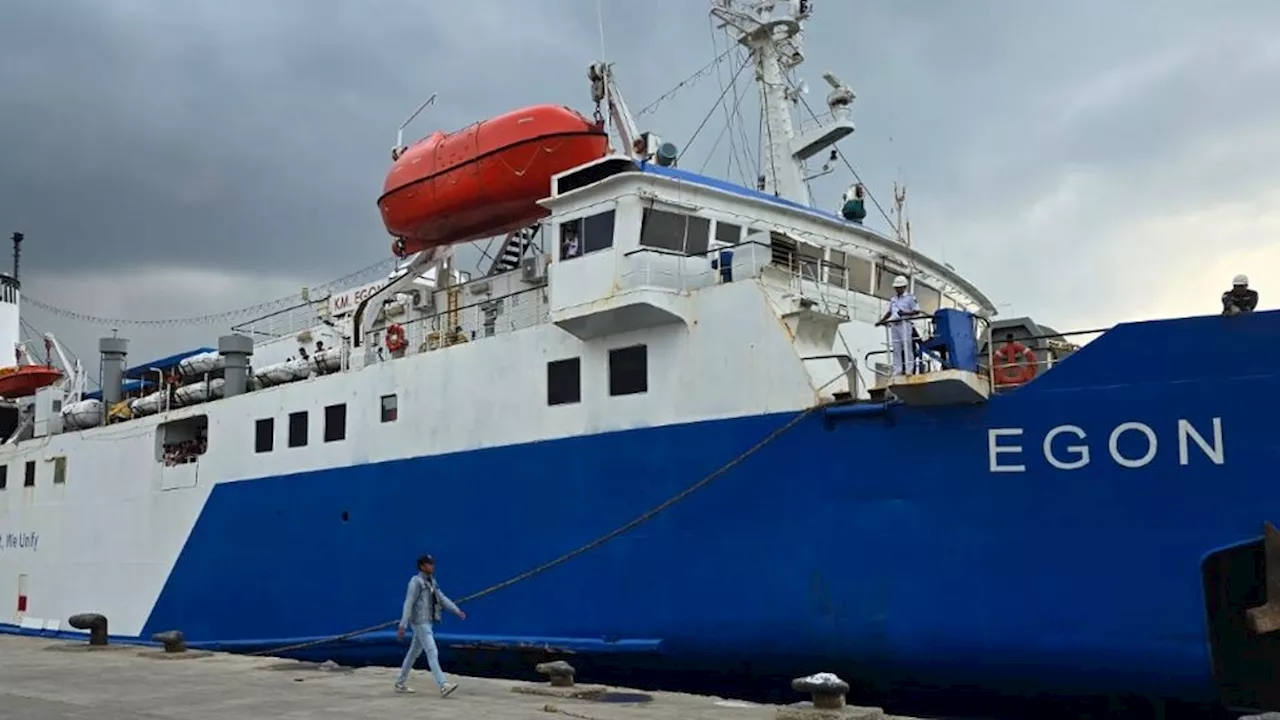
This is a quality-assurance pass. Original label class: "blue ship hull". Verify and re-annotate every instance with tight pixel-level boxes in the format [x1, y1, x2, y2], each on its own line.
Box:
[11, 311, 1279, 712]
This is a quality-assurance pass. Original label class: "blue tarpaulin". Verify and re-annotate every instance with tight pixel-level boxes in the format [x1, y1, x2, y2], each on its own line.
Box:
[84, 378, 154, 401]
[123, 347, 216, 381]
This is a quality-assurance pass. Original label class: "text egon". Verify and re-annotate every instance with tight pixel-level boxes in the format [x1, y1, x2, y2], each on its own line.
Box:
[987, 418, 1223, 473]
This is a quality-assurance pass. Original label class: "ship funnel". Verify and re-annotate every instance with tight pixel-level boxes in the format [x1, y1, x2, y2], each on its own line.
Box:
[98, 334, 129, 407]
[218, 334, 254, 398]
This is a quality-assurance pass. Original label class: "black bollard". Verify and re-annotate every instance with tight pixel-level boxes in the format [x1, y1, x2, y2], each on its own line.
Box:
[67, 613, 108, 646]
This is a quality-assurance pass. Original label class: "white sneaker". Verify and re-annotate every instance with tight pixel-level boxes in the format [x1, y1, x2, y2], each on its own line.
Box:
[394, 683, 415, 694]
[440, 682, 458, 697]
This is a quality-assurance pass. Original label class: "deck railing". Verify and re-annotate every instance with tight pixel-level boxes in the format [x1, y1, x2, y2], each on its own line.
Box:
[360, 285, 549, 365]
[863, 317, 1107, 395]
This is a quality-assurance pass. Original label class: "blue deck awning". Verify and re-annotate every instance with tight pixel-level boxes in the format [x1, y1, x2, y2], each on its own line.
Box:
[123, 347, 216, 381]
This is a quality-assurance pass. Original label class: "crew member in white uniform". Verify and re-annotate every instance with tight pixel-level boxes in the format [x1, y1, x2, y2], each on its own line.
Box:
[877, 275, 923, 376]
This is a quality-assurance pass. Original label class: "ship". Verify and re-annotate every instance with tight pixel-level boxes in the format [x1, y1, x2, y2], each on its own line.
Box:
[2, 0, 1278, 715]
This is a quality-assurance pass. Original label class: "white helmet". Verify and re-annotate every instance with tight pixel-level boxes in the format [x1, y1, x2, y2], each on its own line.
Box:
[892, 275, 909, 288]
[1233, 274, 1249, 287]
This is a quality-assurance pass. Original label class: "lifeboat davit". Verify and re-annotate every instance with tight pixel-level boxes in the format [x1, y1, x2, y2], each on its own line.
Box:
[0, 365, 62, 399]
[378, 104, 609, 256]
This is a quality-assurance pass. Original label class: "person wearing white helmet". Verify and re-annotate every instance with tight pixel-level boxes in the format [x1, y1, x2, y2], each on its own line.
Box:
[1222, 274, 1258, 316]
[877, 274, 924, 375]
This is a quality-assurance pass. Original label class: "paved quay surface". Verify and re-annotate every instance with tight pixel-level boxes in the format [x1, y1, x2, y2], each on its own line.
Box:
[0, 635, 915, 720]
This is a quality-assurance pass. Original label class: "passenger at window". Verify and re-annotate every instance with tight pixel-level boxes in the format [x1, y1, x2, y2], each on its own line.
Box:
[560, 223, 581, 260]
[1222, 274, 1258, 316]
[876, 275, 923, 376]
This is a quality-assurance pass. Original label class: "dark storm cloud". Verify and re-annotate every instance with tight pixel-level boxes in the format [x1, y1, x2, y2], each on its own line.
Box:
[2, 0, 1279, 365]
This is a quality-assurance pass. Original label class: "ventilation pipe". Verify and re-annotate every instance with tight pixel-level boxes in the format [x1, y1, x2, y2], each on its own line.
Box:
[98, 335, 128, 407]
[218, 334, 253, 397]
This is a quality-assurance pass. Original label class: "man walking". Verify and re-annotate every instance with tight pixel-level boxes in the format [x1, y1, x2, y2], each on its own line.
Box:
[394, 554, 466, 696]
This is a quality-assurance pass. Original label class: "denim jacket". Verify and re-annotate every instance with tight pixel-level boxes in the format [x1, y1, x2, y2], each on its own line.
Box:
[399, 572, 460, 630]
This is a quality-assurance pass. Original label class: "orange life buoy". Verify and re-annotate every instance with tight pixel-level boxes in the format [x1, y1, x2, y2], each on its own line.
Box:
[993, 341, 1037, 385]
[385, 324, 407, 353]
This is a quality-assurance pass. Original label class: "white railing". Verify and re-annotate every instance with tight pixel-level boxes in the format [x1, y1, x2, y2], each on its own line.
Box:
[362, 286, 549, 364]
[862, 315, 1106, 392]
[232, 299, 329, 341]
[619, 240, 774, 294]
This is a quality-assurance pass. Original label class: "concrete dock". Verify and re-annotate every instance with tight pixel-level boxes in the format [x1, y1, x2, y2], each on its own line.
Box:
[0, 635, 914, 720]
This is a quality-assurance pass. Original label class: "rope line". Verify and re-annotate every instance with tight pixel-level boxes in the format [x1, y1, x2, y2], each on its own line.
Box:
[247, 403, 823, 657]
[678, 54, 753, 164]
[634, 46, 737, 119]
[21, 257, 398, 328]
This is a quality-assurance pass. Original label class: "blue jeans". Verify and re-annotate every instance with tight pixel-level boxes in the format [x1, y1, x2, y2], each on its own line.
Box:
[395, 622, 446, 687]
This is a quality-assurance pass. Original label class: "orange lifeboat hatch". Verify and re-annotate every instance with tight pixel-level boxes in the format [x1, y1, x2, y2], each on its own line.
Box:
[377, 104, 609, 256]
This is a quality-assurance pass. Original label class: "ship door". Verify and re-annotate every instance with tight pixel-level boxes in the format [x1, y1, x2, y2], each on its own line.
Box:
[1201, 530, 1280, 713]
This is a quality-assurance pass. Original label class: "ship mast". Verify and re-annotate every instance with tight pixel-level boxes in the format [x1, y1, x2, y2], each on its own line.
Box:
[710, 0, 856, 206]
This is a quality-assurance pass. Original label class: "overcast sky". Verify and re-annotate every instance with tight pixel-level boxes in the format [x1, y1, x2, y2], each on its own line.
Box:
[2, 0, 1278, 372]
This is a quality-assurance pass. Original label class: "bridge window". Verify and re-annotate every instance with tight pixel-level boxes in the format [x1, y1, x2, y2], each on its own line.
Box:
[559, 210, 616, 260]
[547, 357, 581, 406]
[845, 255, 874, 293]
[52, 456, 66, 485]
[609, 344, 648, 396]
[0, 465, 7, 490]
[714, 221, 741, 246]
[874, 264, 908, 300]
[825, 251, 847, 288]
[255, 418, 274, 453]
[380, 394, 398, 423]
[157, 415, 208, 466]
[640, 209, 710, 255]
[324, 403, 347, 443]
[23, 460, 34, 487]
[916, 282, 941, 314]
[288, 411, 308, 448]
[796, 243, 822, 282]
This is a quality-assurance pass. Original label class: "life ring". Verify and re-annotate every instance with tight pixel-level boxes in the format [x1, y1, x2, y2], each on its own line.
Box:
[385, 324, 407, 353]
[993, 341, 1037, 385]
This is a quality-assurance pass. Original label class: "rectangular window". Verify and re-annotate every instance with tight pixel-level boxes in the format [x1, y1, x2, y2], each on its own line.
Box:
[846, 254, 874, 294]
[608, 345, 648, 396]
[825, 251, 848, 289]
[23, 460, 35, 487]
[916, 282, 942, 314]
[380, 394, 398, 423]
[157, 415, 208, 466]
[874, 264, 908, 300]
[52, 457, 66, 485]
[255, 418, 274, 453]
[547, 358, 582, 406]
[288, 411, 308, 448]
[0, 465, 7, 490]
[796, 243, 822, 282]
[714, 221, 742, 246]
[559, 210, 616, 260]
[324, 403, 347, 443]
[639, 208, 710, 256]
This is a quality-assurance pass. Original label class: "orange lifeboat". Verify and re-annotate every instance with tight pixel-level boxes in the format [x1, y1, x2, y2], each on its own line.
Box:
[0, 365, 62, 399]
[377, 104, 609, 257]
